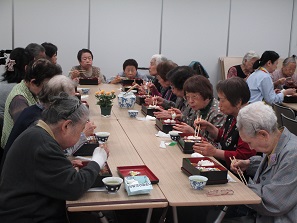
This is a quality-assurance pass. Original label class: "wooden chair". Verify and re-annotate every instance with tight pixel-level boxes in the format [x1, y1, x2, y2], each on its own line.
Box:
[281, 113, 297, 136]
[273, 103, 295, 127]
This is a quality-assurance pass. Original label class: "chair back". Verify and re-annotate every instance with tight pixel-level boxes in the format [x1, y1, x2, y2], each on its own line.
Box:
[273, 103, 295, 127]
[281, 113, 297, 136]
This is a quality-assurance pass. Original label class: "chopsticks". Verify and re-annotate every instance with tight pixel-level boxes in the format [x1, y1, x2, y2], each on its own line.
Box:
[229, 156, 247, 185]
[124, 84, 139, 95]
[194, 115, 201, 137]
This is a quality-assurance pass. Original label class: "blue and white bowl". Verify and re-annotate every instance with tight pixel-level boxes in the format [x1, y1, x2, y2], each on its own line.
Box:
[189, 175, 208, 190]
[128, 110, 139, 118]
[118, 92, 136, 108]
[77, 88, 90, 95]
[95, 132, 110, 142]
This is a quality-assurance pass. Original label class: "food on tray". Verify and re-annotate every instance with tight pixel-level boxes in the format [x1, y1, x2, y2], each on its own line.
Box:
[129, 171, 141, 176]
[196, 167, 220, 172]
[164, 119, 176, 124]
[148, 104, 159, 109]
[197, 160, 215, 166]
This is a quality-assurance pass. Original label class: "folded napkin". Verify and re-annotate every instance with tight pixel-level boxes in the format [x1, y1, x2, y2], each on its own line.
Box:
[159, 141, 166, 148]
[155, 131, 170, 138]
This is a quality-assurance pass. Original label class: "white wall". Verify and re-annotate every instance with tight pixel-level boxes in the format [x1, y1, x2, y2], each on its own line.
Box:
[228, 0, 293, 58]
[1, 0, 296, 86]
[90, 0, 162, 78]
[13, 0, 89, 74]
[162, 0, 230, 88]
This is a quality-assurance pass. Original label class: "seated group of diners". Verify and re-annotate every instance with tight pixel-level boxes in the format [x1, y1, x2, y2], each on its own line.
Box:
[0, 42, 296, 222]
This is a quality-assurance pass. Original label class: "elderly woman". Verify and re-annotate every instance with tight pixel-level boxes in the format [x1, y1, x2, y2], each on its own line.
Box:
[231, 101, 297, 222]
[145, 54, 167, 95]
[227, 51, 259, 79]
[0, 93, 108, 222]
[247, 51, 296, 105]
[108, 59, 148, 84]
[172, 75, 226, 137]
[145, 60, 177, 105]
[271, 55, 297, 89]
[153, 66, 196, 124]
[1, 58, 61, 148]
[193, 77, 256, 168]
[69, 48, 105, 83]
[0, 75, 96, 172]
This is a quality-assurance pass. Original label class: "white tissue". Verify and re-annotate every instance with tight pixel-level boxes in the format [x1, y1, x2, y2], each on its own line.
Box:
[155, 131, 170, 138]
[159, 141, 166, 148]
[146, 115, 156, 121]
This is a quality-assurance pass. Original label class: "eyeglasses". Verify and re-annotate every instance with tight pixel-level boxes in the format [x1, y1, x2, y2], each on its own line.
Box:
[206, 189, 234, 196]
[185, 93, 201, 101]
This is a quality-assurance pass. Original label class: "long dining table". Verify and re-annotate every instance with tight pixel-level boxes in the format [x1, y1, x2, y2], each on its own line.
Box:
[66, 84, 261, 223]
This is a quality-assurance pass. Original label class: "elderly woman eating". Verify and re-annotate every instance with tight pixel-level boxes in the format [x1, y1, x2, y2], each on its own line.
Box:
[231, 101, 297, 223]
[0, 93, 108, 222]
[193, 77, 256, 168]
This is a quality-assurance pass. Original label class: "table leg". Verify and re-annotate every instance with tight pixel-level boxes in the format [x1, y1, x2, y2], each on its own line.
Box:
[145, 208, 153, 223]
[172, 206, 178, 223]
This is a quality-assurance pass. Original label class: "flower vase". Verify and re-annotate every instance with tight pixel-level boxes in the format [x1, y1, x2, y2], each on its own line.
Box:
[100, 106, 112, 117]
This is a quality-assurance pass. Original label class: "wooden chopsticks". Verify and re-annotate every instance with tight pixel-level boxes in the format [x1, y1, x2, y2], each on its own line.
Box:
[194, 115, 201, 137]
[124, 84, 139, 95]
[229, 156, 247, 185]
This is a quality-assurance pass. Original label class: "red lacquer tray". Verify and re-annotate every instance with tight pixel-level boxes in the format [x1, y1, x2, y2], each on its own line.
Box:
[117, 165, 159, 184]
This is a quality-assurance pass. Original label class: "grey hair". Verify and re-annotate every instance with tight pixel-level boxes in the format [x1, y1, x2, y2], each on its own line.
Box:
[237, 101, 278, 137]
[25, 43, 45, 59]
[283, 55, 297, 66]
[151, 54, 167, 66]
[42, 93, 89, 125]
[38, 75, 77, 104]
[242, 50, 259, 64]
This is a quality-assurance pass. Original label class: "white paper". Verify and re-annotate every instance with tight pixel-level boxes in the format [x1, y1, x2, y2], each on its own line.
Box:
[159, 141, 166, 148]
[227, 174, 237, 183]
[155, 131, 170, 138]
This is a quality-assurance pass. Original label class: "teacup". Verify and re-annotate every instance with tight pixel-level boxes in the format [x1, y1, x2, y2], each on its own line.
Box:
[189, 175, 208, 190]
[95, 132, 110, 142]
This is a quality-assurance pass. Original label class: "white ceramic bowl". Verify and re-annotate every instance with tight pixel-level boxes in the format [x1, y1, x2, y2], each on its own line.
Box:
[128, 110, 139, 118]
[95, 132, 110, 142]
[102, 177, 123, 193]
[189, 175, 208, 190]
[77, 87, 90, 95]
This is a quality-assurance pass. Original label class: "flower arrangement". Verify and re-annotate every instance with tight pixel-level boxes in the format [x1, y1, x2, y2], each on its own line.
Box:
[95, 90, 116, 107]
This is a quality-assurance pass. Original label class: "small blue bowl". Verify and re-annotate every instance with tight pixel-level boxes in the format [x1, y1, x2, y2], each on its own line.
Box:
[128, 110, 139, 118]
[169, 131, 181, 141]
[189, 175, 208, 190]
[95, 132, 110, 142]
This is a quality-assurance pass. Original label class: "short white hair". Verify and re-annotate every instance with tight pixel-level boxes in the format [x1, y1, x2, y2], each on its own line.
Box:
[151, 54, 167, 66]
[237, 101, 278, 136]
[242, 50, 259, 64]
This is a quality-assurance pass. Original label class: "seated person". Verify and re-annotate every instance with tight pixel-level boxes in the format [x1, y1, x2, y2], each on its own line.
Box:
[271, 55, 297, 89]
[193, 77, 256, 169]
[154, 66, 196, 125]
[0, 93, 108, 222]
[108, 59, 147, 84]
[231, 101, 297, 222]
[145, 60, 177, 105]
[227, 50, 259, 79]
[41, 42, 58, 65]
[173, 75, 226, 139]
[247, 51, 296, 105]
[138, 54, 167, 95]
[1, 59, 61, 148]
[0, 47, 33, 121]
[69, 49, 105, 83]
[0, 75, 97, 173]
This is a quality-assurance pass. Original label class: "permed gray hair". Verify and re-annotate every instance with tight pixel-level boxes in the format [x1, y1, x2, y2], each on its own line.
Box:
[25, 43, 45, 59]
[237, 101, 278, 136]
[283, 55, 297, 67]
[151, 54, 167, 66]
[42, 93, 89, 125]
[38, 75, 77, 104]
[242, 50, 259, 64]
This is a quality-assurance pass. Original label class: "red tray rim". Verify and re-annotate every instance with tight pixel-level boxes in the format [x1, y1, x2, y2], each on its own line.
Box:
[117, 165, 159, 184]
